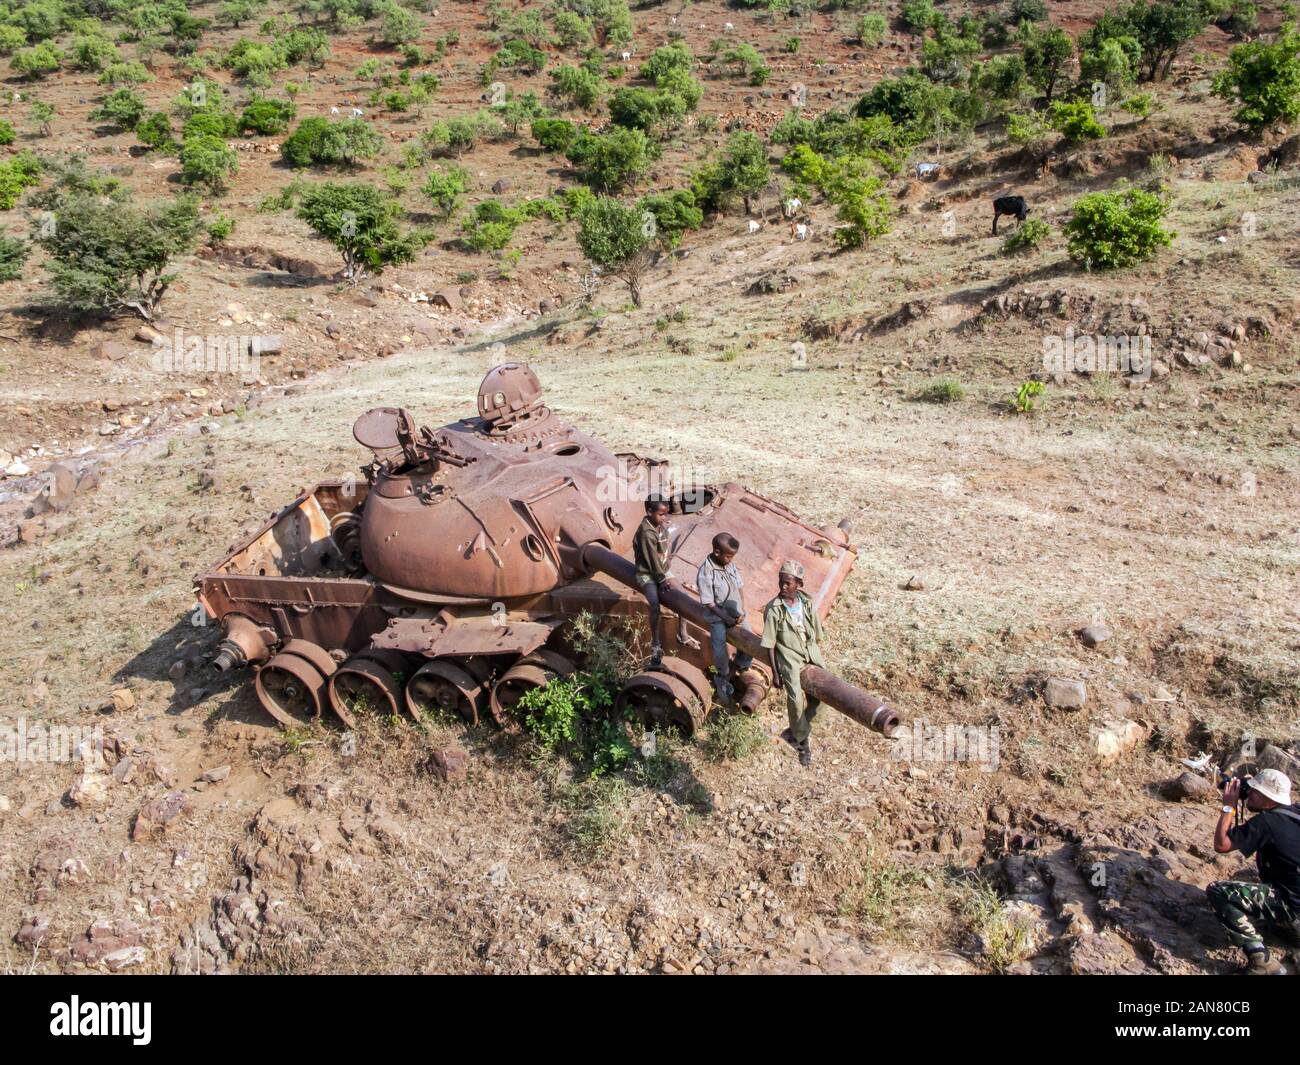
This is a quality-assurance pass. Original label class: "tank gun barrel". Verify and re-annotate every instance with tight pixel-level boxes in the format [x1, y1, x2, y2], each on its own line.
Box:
[580, 544, 901, 738]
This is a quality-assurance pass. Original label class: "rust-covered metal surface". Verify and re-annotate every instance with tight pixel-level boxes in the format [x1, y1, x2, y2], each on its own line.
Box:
[195, 364, 899, 739]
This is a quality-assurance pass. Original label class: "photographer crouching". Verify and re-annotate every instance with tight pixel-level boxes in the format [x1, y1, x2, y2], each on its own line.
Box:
[1207, 768, 1300, 975]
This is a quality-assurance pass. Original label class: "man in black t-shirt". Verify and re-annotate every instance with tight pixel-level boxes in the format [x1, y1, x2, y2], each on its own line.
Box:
[1207, 768, 1300, 974]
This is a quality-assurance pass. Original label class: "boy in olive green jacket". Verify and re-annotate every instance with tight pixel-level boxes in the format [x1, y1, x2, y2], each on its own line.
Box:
[761, 560, 825, 767]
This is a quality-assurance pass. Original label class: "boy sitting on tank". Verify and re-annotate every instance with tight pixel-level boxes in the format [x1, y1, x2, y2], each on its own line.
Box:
[633, 497, 697, 665]
[695, 532, 753, 705]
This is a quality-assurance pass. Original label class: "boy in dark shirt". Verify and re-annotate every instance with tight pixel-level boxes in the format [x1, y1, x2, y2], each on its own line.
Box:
[633, 497, 696, 664]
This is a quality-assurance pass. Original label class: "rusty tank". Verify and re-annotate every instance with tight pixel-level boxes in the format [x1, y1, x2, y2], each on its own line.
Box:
[196, 364, 900, 739]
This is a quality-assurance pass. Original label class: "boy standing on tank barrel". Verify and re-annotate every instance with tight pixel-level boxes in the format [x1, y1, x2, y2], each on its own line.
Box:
[761, 560, 824, 768]
[633, 496, 696, 665]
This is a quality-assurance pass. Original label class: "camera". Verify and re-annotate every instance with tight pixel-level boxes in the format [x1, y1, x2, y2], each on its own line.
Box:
[1217, 767, 1253, 800]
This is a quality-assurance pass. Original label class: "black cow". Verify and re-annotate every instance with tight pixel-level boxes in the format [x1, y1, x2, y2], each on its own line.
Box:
[992, 195, 1028, 236]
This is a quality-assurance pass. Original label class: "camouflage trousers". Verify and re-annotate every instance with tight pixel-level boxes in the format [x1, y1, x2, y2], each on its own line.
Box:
[1206, 880, 1298, 950]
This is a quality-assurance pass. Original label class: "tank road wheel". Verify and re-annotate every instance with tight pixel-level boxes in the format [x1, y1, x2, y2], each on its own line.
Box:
[406, 659, 485, 726]
[256, 653, 329, 728]
[617, 671, 708, 737]
[654, 656, 712, 712]
[522, 650, 577, 678]
[328, 652, 406, 729]
[280, 639, 338, 681]
[489, 662, 558, 727]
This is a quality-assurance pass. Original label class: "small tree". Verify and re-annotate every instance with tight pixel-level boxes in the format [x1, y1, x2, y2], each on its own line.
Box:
[30, 99, 53, 136]
[1065, 187, 1174, 269]
[566, 127, 652, 192]
[1023, 25, 1074, 102]
[575, 196, 653, 307]
[1213, 24, 1300, 135]
[717, 131, 770, 214]
[422, 165, 469, 218]
[1125, 0, 1212, 81]
[31, 192, 200, 320]
[297, 182, 425, 282]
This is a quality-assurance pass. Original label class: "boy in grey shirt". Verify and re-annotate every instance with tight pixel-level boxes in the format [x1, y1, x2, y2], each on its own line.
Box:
[695, 533, 753, 704]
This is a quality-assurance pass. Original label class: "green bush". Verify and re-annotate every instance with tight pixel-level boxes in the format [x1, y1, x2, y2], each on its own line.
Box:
[566, 127, 653, 192]
[223, 38, 286, 83]
[206, 213, 235, 244]
[0, 25, 27, 55]
[1120, 92, 1155, 118]
[376, 2, 422, 46]
[549, 63, 603, 109]
[1001, 216, 1051, 254]
[422, 165, 469, 217]
[914, 377, 966, 402]
[608, 86, 686, 137]
[638, 187, 703, 248]
[0, 234, 29, 281]
[0, 120, 14, 146]
[281, 117, 382, 168]
[461, 198, 524, 251]
[702, 713, 766, 762]
[827, 170, 892, 249]
[720, 42, 769, 86]
[70, 33, 118, 72]
[136, 112, 176, 151]
[1049, 99, 1106, 142]
[180, 135, 239, 193]
[183, 110, 239, 140]
[0, 151, 41, 209]
[239, 97, 296, 135]
[1212, 23, 1300, 134]
[98, 60, 152, 86]
[11, 42, 61, 79]
[1065, 188, 1173, 269]
[532, 116, 578, 152]
[93, 87, 147, 130]
[857, 13, 887, 47]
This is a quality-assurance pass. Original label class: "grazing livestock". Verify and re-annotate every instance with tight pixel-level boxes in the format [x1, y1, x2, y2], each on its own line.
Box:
[621, 51, 631, 62]
[783, 196, 802, 218]
[793, 222, 809, 241]
[915, 162, 941, 181]
[747, 219, 761, 234]
[992, 195, 1028, 236]
[351, 107, 364, 118]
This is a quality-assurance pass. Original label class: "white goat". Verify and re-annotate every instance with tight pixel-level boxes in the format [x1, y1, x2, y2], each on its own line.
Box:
[783, 197, 802, 218]
[747, 219, 761, 234]
[794, 223, 809, 241]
